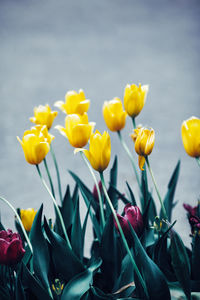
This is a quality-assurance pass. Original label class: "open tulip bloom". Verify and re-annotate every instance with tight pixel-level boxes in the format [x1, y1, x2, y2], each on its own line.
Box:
[1, 86, 200, 300]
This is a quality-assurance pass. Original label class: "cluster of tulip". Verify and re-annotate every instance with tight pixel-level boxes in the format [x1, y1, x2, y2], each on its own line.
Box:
[0, 83, 199, 300]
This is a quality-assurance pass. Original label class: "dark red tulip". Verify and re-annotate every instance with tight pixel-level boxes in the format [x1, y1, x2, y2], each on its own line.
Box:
[93, 181, 103, 203]
[114, 204, 143, 239]
[183, 203, 197, 216]
[0, 229, 25, 265]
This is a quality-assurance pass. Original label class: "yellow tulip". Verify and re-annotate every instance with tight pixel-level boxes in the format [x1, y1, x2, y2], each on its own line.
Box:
[30, 104, 58, 129]
[181, 116, 200, 158]
[20, 208, 37, 232]
[54, 89, 90, 115]
[76, 130, 111, 172]
[124, 83, 149, 117]
[17, 125, 54, 165]
[55, 113, 95, 148]
[131, 127, 155, 170]
[102, 98, 127, 132]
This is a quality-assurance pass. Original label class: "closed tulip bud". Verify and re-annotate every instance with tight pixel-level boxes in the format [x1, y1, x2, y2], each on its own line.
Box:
[131, 127, 155, 170]
[0, 229, 25, 265]
[181, 116, 200, 158]
[54, 89, 90, 115]
[30, 104, 58, 129]
[55, 113, 95, 148]
[102, 98, 127, 132]
[20, 208, 37, 232]
[76, 130, 111, 172]
[114, 204, 143, 239]
[17, 125, 54, 165]
[124, 83, 149, 117]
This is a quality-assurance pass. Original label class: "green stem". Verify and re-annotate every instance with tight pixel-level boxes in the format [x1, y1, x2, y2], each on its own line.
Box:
[43, 158, 55, 199]
[145, 157, 167, 219]
[117, 131, 140, 187]
[132, 117, 136, 129]
[196, 157, 200, 168]
[50, 145, 63, 203]
[99, 172, 148, 298]
[80, 152, 105, 229]
[0, 196, 33, 254]
[36, 165, 72, 249]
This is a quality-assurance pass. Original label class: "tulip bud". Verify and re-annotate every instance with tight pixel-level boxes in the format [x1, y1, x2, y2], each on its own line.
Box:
[76, 130, 111, 172]
[92, 181, 103, 203]
[124, 83, 149, 117]
[102, 98, 127, 132]
[55, 113, 95, 148]
[181, 116, 200, 158]
[20, 208, 37, 232]
[17, 125, 54, 165]
[131, 127, 155, 171]
[114, 204, 143, 239]
[30, 104, 58, 129]
[54, 89, 90, 115]
[0, 229, 25, 265]
[183, 203, 197, 216]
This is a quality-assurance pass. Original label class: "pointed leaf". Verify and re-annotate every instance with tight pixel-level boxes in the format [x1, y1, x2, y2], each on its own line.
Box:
[126, 181, 136, 206]
[71, 197, 83, 261]
[108, 156, 118, 210]
[170, 230, 191, 300]
[192, 233, 200, 280]
[29, 204, 50, 290]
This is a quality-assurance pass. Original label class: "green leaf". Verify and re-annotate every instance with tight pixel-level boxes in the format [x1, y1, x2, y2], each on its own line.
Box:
[108, 156, 118, 210]
[128, 221, 171, 300]
[126, 181, 136, 206]
[29, 204, 50, 291]
[21, 263, 52, 299]
[161, 160, 180, 221]
[170, 230, 191, 300]
[61, 185, 74, 230]
[69, 171, 101, 241]
[71, 197, 83, 261]
[192, 233, 200, 280]
[82, 203, 91, 254]
[100, 216, 123, 292]
[43, 218, 85, 281]
[16, 273, 26, 300]
[110, 186, 130, 205]
[114, 253, 134, 294]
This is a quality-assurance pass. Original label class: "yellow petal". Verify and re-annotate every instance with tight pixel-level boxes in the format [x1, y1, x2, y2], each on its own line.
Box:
[138, 155, 146, 171]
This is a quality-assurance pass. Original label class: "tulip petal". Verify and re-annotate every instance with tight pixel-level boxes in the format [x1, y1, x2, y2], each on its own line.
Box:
[138, 155, 145, 171]
[6, 239, 25, 265]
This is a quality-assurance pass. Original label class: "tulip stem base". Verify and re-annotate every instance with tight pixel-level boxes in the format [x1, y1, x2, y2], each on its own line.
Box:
[36, 165, 72, 249]
[117, 131, 140, 187]
[80, 152, 105, 230]
[196, 157, 200, 168]
[44, 158, 55, 199]
[0, 196, 33, 254]
[50, 145, 63, 203]
[99, 172, 148, 298]
[145, 157, 168, 220]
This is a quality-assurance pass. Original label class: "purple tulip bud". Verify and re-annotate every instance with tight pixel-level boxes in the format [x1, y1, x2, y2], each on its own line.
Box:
[114, 204, 143, 239]
[0, 229, 25, 266]
[92, 181, 103, 203]
[183, 203, 197, 216]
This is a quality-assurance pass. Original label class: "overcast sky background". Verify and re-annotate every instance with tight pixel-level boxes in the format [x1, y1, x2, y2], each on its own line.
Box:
[0, 0, 200, 251]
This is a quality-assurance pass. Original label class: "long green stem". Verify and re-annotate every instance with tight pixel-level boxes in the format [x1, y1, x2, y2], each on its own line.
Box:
[50, 145, 63, 203]
[43, 158, 55, 198]
[196, 157, 200, 168]
[0, 196, 33, 254]
[99, 172, 148, 298]
[145, 157, 167, 219]
[117, 131, 140, 187]
[36, 165, 72, 249]
[132, 117, 136, 129]
[80, 152, 105, 229]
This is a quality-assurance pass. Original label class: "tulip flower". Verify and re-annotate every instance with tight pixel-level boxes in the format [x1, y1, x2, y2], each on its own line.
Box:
[30, 104, 58, 129]
[181, 116, 200, 158]
[17, 125, 54, 165]
[114, 204, 143, 239]
[54, 89, 90, 115]
[124, 83, 149, 118]
[0, 229, 25, 265]
[102, 98, 127, 132]
[76, 130, 111, 172]
[20, 208, 37, 232]
[55, 113, 95, 148]
[131, 127, 155, 170]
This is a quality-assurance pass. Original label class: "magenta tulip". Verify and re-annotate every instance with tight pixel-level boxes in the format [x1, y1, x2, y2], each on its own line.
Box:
[0, 229, 25, 265]
[114, 204, 143, 239]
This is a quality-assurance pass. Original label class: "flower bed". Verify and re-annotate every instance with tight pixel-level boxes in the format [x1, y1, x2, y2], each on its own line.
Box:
[0, 84, 200, 300]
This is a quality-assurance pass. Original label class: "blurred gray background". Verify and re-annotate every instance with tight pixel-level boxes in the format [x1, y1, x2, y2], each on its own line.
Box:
[0, 0, 200, 252]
